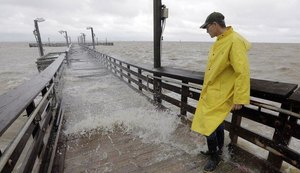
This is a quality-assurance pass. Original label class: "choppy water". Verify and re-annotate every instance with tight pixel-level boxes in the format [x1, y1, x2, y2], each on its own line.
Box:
[0, 42, 67, 95]
[97, 41, 300, 85]
[1, 42, 299, 95]
[1, 42, 300, 172]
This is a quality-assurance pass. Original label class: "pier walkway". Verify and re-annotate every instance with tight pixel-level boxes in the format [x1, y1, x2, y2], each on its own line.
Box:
[52, 45, 274, 173]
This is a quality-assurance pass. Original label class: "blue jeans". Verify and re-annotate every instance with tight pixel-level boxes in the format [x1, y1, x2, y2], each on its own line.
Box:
[206, 122, 224, 153]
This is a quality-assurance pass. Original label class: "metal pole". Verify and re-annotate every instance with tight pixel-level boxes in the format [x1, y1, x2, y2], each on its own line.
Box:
[91, 28, 95, 49]
[153, 0, 162, 103]
[153, 0, 162, 68]
[65, 32, 69, 46]
[82, 34, 86, 44]
[34, 20, 44, 56]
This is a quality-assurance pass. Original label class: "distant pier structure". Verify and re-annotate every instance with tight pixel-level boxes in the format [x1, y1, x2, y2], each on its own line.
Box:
[29, 42, 113, 47]
[29, 43, 68, 47]
[86, 42, 114, 46]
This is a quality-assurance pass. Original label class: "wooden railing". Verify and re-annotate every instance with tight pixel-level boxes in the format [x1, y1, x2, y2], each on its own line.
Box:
[84, 45, 300, 171]
[0, 47, 69, 172]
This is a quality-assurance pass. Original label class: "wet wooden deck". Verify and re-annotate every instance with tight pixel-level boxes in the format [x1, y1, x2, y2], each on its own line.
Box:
[53, 125, 277, 173]
[51, 45, 280, 173]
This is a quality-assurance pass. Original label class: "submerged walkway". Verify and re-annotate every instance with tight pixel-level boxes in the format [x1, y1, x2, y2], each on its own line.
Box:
[52, 45, 274, 173]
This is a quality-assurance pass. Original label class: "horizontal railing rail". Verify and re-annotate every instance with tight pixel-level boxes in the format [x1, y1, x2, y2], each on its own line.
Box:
[83, 45, 300, 171]
[0, 45, 70, 173]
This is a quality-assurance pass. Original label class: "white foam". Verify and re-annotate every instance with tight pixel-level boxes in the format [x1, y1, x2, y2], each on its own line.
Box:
[62, 60, 207, 155]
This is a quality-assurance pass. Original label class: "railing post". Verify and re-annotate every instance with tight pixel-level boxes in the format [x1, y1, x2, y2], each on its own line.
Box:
[113, 59, 117, 74]
[120, 62, 123, 79]
[267, 103, 292, 169]
[103, 55, 107, 67]
[153, 74, 162, 103]
[26, 101, 36, 116]
[127, 65, 131, 84]
[138, 69, 143, 91]
[229, 111, 242, 145]
[109, 57, 112, 70]
[180, 80, 189, 116]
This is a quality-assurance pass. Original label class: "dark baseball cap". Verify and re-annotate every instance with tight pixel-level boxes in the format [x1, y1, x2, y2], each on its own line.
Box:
[200, 12, 225, 29]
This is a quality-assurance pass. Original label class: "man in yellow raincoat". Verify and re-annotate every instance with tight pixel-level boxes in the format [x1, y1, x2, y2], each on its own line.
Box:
[191, 12, 251, 172]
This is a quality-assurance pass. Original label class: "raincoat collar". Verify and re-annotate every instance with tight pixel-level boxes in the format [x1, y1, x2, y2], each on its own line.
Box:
[217, 26, 233, 41]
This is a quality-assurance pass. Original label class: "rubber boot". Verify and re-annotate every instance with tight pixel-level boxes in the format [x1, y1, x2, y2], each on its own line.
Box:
[203, 152, 221, 173]
[200, 149, 222, 156]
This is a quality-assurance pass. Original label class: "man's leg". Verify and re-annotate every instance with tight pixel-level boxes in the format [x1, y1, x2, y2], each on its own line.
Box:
[206, 131, 218, 154]
[203, 130, 221, 172]
[201, 123, 224, 156]
[216, 122, 225, 154]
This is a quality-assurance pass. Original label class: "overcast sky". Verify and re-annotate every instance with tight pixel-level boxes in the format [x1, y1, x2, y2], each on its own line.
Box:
[0, 0, 299, 43]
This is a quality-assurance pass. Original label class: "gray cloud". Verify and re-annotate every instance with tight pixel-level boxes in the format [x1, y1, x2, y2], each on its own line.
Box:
[0, 0, 299, 43]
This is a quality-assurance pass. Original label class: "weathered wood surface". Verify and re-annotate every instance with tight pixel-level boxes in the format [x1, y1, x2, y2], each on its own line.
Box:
[250, 79, 298, 102]
[53, 126, 278, 173]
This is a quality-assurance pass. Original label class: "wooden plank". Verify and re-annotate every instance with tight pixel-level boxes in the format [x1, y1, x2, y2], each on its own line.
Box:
[60, 126, 280, 173]
[63, 129, 206, 173]
[152, 67, 205, 84]
[161, 81, 182, 95]
[250, 79, 298, 102]
[235, 107, 279, 129]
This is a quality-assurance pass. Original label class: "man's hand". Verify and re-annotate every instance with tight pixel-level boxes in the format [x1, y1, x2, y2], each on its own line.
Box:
[231, 104, 243, 111]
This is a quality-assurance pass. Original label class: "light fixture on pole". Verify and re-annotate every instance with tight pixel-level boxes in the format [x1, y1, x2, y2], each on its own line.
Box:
[58, 30, 69, 46]
[33, 18, 45, 57]
[86, 26, 95, 49]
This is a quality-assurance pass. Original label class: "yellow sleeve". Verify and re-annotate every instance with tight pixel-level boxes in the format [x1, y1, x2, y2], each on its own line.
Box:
[230, 39, 250, 104]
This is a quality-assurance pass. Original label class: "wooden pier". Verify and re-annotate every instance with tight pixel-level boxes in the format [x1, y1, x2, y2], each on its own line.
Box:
[29, 42, 114, 48]
[53, 45, 296, 172]
[29, 42, 68, 47]
[1, 44, 300, 172]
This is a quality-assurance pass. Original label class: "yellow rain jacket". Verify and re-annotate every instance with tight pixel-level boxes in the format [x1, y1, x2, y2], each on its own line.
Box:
[191, 26, 251, 136]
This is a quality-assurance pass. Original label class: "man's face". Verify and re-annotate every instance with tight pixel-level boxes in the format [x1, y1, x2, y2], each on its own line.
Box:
[206, 23, 216, 38]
